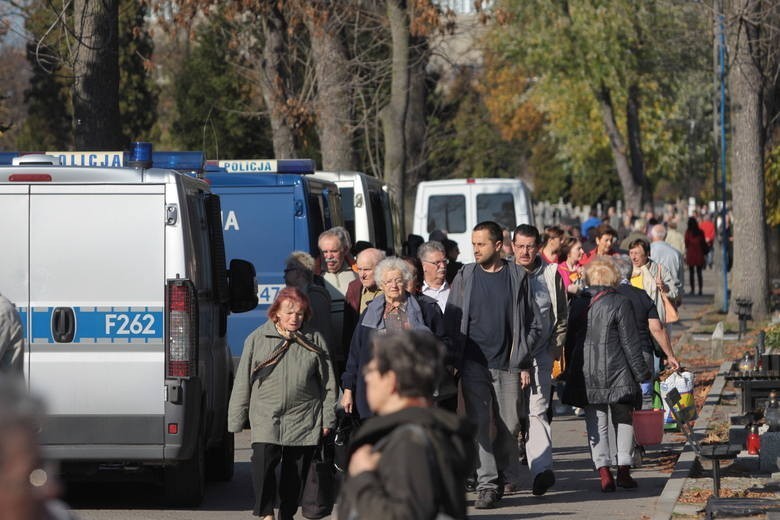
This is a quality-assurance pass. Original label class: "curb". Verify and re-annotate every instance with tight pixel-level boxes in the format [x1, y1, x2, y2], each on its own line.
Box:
[652, 360, 732, 520]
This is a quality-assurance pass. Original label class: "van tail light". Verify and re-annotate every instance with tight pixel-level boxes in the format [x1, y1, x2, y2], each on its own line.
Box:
[8, 174, 52, 182]
[166, 280, 198, 378]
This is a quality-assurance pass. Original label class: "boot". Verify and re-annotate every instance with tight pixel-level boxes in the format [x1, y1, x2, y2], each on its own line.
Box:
[616, 465, 638, 489]
[598, 466, 615, 492]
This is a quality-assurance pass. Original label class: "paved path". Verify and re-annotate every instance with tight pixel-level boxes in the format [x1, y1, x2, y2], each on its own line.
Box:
[463, 415, 673, 519]
[71, 268, 723, 519]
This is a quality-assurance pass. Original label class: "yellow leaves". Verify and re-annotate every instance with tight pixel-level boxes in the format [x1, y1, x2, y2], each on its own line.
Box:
[480, 57, 543, 142]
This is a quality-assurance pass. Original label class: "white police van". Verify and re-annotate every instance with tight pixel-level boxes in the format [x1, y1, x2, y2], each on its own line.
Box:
[0, 144, 257, 505]
[311, 170, 397, 254]
[413, 178, 535, 263]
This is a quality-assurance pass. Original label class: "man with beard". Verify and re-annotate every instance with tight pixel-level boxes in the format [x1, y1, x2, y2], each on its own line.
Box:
[444, 221, 543, 509]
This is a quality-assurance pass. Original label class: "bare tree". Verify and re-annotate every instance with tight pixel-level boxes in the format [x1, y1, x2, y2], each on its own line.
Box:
[72, 0, 123, 149]
[303, 2, 356, 170]
[258, 2, 298, 158]
[380, 0, 410, 229]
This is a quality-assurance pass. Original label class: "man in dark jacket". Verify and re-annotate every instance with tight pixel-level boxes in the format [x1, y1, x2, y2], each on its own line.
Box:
[338, 330, 475, 519]
[444, 221, 543, 509]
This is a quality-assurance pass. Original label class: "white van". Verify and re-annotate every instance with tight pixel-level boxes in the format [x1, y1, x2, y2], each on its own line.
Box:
[312, 170, 397, 254]
[413, 178, 535, 263]
[0, 148, 257, 505]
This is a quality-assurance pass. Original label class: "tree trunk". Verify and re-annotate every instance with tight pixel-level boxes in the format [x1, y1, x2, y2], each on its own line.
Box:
[305, 3, 355, 171]
[72, 0, 122, 149]
[728, 0, 768, 318]
[626, 83, 652, 211]
[380, 0, 409, 234]
[403, 35, 428, 232]
[259, 4, 296, 159]
[595, 84, 643, 213]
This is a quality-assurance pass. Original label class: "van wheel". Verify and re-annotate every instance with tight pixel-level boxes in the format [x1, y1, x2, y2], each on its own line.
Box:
[206, 431, 234, 482]
[164, 435, 205, 506]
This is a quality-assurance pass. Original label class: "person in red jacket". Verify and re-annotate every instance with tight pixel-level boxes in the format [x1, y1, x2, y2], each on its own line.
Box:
[684, 217, 707, 295]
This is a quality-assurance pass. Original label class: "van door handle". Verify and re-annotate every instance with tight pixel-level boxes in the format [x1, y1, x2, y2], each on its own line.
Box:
[52, 307, 75, 343]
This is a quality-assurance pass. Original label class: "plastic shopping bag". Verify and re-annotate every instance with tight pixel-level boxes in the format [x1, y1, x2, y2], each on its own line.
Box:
[659, 371, 694, 430]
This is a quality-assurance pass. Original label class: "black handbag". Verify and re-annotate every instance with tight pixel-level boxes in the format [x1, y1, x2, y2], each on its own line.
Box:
[333, 411, 361, 473]
[301, 438, 336, 519]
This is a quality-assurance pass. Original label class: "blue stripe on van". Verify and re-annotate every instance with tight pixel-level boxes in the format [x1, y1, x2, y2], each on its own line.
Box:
[29, 307, 163, 344]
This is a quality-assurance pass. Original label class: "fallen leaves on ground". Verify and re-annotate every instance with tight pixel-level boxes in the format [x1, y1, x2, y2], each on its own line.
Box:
[678, 487, 776, 504]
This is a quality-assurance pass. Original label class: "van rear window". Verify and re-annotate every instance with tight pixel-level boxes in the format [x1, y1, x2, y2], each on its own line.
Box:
[427, 195, 466, 234]
[308, 194, 326, 254]
[340, 187, 355, 243]
[369, 190, 389, 250]
[477, 193, 516, 231]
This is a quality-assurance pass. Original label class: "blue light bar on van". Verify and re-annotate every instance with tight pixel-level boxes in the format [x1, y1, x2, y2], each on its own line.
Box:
[210, 159, 315, 174]
[152, 151, 205, 172]
[130, 142, 152, 163]
[0, 152, 19, 165]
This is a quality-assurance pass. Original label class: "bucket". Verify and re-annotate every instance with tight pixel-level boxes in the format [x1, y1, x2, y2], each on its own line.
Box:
[633, 409, 664, 445]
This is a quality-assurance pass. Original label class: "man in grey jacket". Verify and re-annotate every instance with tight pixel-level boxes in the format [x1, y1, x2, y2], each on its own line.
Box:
[512, 224, 568, 496]
[444, 221, 543, 509]
[0, 293, 23, 374]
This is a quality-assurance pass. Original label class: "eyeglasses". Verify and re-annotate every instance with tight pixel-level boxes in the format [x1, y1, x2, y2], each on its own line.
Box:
[381, 278, 405, 287]
[422, 259, 448, 267]
[513, 244, 538, 251]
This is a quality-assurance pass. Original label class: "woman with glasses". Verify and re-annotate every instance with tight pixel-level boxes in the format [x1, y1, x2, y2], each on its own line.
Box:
[340, 257, 445, 419]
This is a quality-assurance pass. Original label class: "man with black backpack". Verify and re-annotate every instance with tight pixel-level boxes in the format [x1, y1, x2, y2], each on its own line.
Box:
[337, 330, 475, 519]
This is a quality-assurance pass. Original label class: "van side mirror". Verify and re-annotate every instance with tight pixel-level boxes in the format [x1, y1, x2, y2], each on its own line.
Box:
[227, 259, 258, 313]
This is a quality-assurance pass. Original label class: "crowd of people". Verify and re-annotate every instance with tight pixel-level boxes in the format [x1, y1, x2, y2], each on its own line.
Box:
[0, 205, 717, 519]
[223, 203, 721, 518]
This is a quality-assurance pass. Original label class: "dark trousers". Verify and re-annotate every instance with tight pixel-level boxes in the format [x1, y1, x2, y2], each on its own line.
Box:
[689, 265, 703, 294]
[250, 443, 316, 519]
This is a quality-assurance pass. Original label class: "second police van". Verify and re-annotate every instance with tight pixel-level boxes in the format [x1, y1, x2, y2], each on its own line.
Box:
[0, 145, 257, 505]
[204, 159, 344, 361]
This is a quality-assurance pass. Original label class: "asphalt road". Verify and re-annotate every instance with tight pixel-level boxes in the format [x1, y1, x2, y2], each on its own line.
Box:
[68, 429, 277, 520]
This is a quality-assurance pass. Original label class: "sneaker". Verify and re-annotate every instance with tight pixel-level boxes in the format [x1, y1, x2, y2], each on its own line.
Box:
[532, 469, 555, 496]
[474, 489, 499, 509]
[465, 476, 477, 492]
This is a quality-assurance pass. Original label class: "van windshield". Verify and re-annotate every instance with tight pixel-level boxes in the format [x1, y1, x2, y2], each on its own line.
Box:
[427, 195, 466, 234]
[477, 193, 516, 231]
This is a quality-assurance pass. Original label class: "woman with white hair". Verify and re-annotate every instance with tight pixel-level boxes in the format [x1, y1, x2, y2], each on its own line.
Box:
[340, 257, 445, 418]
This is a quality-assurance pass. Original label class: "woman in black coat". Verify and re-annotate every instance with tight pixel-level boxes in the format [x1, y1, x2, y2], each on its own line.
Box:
[562, 258, 649, 492]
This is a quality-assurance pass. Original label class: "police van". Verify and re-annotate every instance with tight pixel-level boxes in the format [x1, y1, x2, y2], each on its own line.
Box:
[204, 159, 344, 361]
[413, 178, 535, 263]
[0, 145, 257, 505]
[311, 170, 397, 253]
